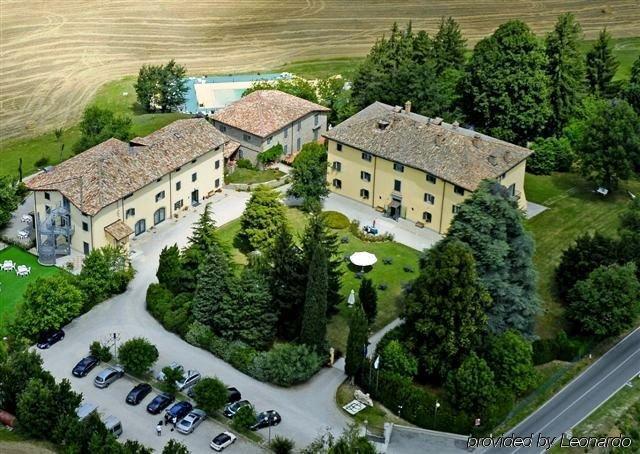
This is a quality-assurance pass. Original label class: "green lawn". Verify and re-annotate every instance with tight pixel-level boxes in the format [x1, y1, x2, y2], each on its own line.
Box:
[0, 76, 189, 179]
[216, 206, 420, 352]
[226, 168, 286, 185]
[524, 173, 640, 338]
[277, 57, 365, 80]
[0, 246, 64, 334]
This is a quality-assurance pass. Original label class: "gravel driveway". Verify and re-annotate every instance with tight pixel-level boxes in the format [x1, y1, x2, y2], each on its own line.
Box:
[37, 190, 349, 451]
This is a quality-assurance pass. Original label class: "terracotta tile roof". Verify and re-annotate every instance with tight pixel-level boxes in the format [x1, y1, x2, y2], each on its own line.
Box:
[104, 219, 134, 241]
[26, 118, 226, 215]
[324, 102, 532, 191]
[212, 90, 330, 138]
[223, 139, 241, 159]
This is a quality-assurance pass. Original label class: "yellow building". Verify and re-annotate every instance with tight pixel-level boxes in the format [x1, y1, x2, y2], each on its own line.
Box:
[324, 102, 532, 234]
[26, 119, 234, 265]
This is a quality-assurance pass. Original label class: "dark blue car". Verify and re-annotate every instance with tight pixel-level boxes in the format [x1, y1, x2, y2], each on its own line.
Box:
[164, 401, 193, 423]
[146, 393, 175, 414]
[72, 356, 99, 377]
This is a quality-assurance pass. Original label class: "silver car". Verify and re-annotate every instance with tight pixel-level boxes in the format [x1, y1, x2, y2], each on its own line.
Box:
[176, 409, 206, 434]
[176, 370, 201, 391]
[155, 362, 184, 381]
[94, 366, 124, 388]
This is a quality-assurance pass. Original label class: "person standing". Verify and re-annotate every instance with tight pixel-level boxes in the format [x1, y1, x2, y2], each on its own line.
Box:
[156, 421, 162, 436]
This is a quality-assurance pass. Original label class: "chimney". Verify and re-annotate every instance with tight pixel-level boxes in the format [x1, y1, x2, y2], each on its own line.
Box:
[432, 117, 443, 125]
[452, 121, 459, 129]
[404, 100, 412, 113]
[488, 154, 497, 165]
[472, 134, 481, 148]
[377, 120, 390, 131]
[505, 150, 512, 161]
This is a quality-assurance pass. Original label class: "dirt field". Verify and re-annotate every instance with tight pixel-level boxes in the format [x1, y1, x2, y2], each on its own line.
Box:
[1, 0, 639, 141]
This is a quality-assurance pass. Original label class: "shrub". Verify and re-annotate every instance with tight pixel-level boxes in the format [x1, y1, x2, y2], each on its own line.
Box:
[159, 365, 184, 396]
[527, 137, 574, 174]
[232, 405, 256, 431]
[349, 220, 394, 242]
[236, 159, 255, 170]
[322, 211, 350, 229]
[78, 245, 133, 309]
[35, 157, 50, 168]
[118, 337, 159, 377]
[379, 340, 418, 378]
[146, 283, 173, 320]
[89, 341, 113, 362]
[191, 377, 228, 414]
[270, 436, 295, 454]
[532, 331, 590, 365]
[251, 343, 323, 386]
[258, 144, 284, 165]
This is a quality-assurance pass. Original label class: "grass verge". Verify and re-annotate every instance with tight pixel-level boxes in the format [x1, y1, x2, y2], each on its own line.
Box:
[336, 382, 409, 431]
[226, 169, 286, 185]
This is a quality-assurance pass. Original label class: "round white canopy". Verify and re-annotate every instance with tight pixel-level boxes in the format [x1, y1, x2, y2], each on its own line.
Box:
[350, 251, 378, 267]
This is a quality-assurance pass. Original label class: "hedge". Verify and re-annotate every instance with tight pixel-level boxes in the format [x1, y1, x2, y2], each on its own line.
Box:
[532, 331, 591, 365]
[146, 284, 192, 337]
[349, 220, 394, 242]
[185, 321, 322, 387]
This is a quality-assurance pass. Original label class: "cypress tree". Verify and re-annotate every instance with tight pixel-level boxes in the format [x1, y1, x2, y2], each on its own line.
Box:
[545, 13, 586, 134]
[191, 243, 233, 329]
[267, 228, 307, 340]
[586, 29, 620, 97]
[345, 304, 369, 379]
[358, 278, 378, 324]
[156, 244, 183, 294]
[299, 245, 328, 353]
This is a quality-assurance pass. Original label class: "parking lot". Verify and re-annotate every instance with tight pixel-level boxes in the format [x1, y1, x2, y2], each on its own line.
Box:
[40, 348, 263, 453]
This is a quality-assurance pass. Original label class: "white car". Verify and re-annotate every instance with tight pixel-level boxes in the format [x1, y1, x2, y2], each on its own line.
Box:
[176, 370, 201, 391]
[155, 362, 184, 381]
[176, 408, 206, 434]
[210, 431, 237, 451]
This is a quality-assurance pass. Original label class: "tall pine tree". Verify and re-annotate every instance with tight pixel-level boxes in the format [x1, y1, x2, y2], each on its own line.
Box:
[586, 29, 620, 98]
[267, 228, 307, 340]
[432, 17, 466, 72]
[447, 181, 539, 337]
[403, 239, 491, 381]
[545, 13, 586, 134]
[345, 304, 369, 379]
[191, 242, 233, 329]
[299, 245, 328, 354]
[156, 244, 183, 294]
[625, 56, 640, 113]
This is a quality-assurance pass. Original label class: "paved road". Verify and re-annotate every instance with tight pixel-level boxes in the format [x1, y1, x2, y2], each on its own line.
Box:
[482, 327, 640, 453]
[38, 190, 349, 452]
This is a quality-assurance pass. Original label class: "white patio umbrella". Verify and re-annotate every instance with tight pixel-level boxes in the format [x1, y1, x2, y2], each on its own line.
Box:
[347, 289, 356, 306]
[350, 252, 378, 271]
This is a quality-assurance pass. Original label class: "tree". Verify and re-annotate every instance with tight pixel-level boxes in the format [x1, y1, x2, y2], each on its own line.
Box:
[243, 77, 319, 103]
[619, 198, 640, 266]
[345, 304, 368, 379]
[191, 243, 233, 328]
[73, 105, 132, 153]
[135, 60, 188, 113]
[271, 436, 296, 454]
[527, 136, 574, 174]
[15, 275, 84, 338]
[239, 185, 287, 251]
[432, 17, 466, 72]
[157, 244, 183, 294]
[267, 228, 307, 340]
[288, 142, 329, 212]
[379, 340, 418, 378]
[316, 77, 355, 125]
[257, 144, 284, 166]
[445, 352, 497, 416]
[191, 376, 228, 415]
[299, 245, 328, 353]
[575, 99, 640, 190]
[586, 29, 620, 98]
[447, 181, 539, 337]
[118, 337, 159, 376]
[403, 239, 491, 380]
[462, 20, 551, 145]
[216, 268, 276, 349]
[0, 176, 20, 228]
[159, 365, 184, 396]
[486, 330, 537, 395]
[555, 232, 619, 301]
[0, 348, 51, 413]
[78, 245, 133, 308]
[232, 405, 257, 431]
[301, 213, 342, 314]
[545, 13, 586, 133]
[90, 340, 113, 362]
[568, 263, 640, 338]
[358, 278, 378, 324]
[625, 56, 640, 113]
[162, 439, 191, 454]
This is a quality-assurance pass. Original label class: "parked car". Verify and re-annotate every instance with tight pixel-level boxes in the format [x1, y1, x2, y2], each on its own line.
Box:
[94, 366, 124, 388]
[155, 362, 184, 381]
[188, 386, 241, 404]
[36, 329, 65, 349]
[103, 415, 123, 438]
[75, 402, 98, 421]
[223, 400, 252, 418]
[126, 383, 152, 405]
[176, 370, 201, 391]
[176, 409, 206, 434]
[250, 410, 281, 430]
[146, 393, 175, 414]
[164, 401, 193, 424]
[210, 431, 237, 451]
[72, 356, 99, 377]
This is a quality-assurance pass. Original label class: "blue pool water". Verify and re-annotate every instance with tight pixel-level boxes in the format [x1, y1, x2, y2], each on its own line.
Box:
[182, 73, 289, 114]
